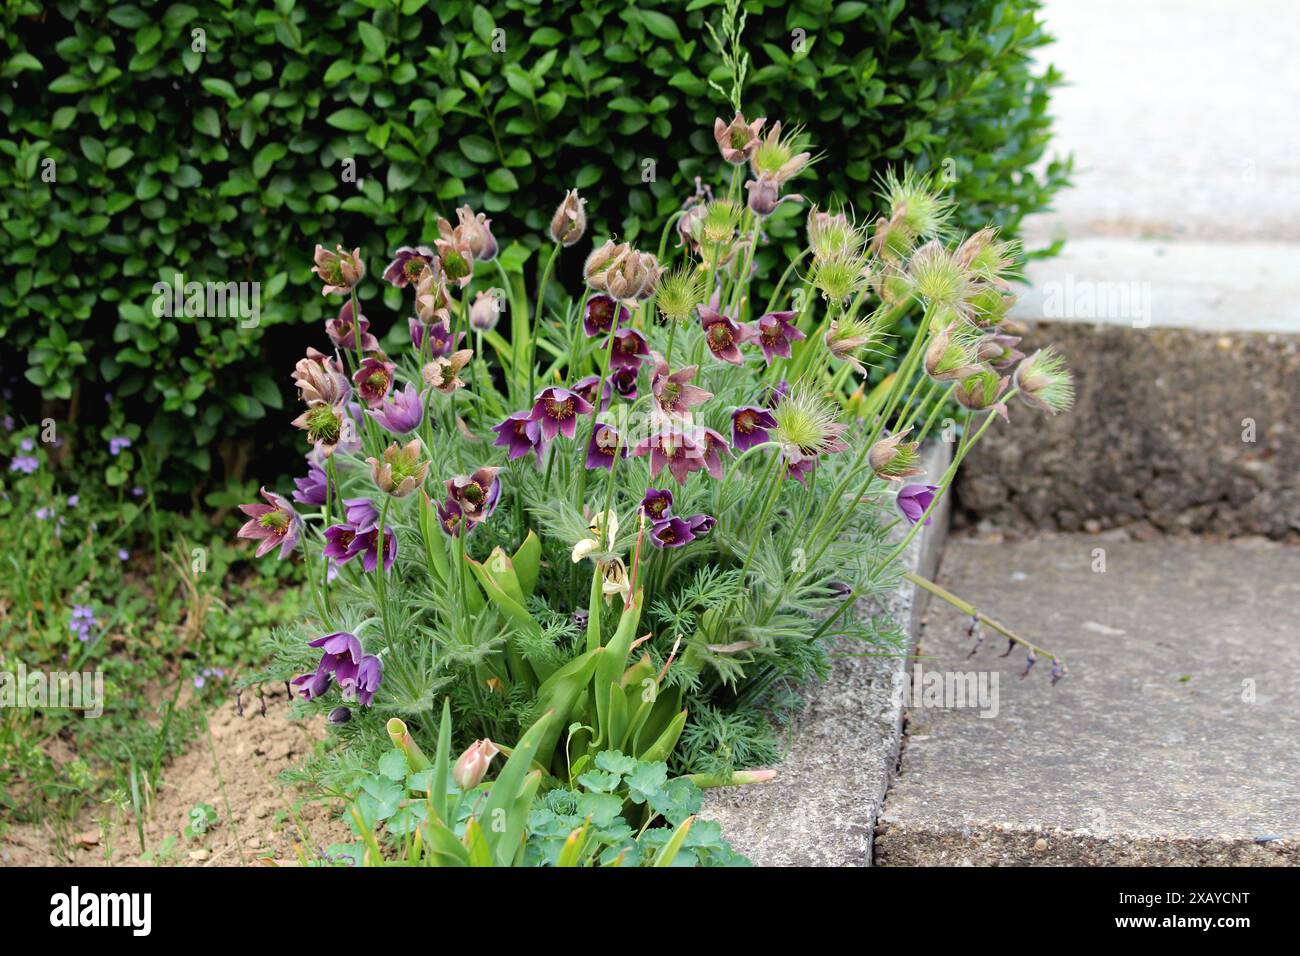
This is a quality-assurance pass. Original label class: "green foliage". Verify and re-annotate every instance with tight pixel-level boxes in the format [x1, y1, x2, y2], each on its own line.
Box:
[0, 0, 1068, 492]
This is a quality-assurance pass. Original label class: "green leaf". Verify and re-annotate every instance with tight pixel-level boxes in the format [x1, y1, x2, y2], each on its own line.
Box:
[326, 108, 372, 132]
[637, 10, 682, 42]
[484, 168, 518, 192]
[357, 22, 388, 58]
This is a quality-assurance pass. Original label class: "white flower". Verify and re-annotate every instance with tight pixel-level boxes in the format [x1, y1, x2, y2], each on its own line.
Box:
[571, 509, 619, 563]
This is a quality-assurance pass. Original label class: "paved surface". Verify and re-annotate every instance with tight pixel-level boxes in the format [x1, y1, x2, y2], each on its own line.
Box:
[875, 534, 1300, 865]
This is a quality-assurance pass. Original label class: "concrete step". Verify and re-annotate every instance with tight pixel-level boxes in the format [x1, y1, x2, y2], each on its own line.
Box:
[874, 533, 1300, 866]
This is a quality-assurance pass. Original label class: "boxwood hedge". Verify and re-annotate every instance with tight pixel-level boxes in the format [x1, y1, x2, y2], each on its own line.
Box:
[0, 0, 1069, 492]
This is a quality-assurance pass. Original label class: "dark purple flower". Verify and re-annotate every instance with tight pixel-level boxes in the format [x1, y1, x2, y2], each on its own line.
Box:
[784, 456, 816, 485]
[328, 706, 352, 725]
[611, 365, 639, 401]
[586, 424, 627, 471]
[292, 661, 332, 701]
[340, 654, 383, 707]
[354, 527, 397, 572]
[109, 435, 132, 456]
[573, 375, 612, 413]
[896, 484, 940, 526]
[632, 428, 705, 486]
[446, 467, 501, 525]
[699, 304, 751, 365]
[692, 426, 729, 480]
[366, 382, 424, 434]
[322, 523, 359, 562]
[237, 487, 302, 559]
[308, 631, 363, 675]
[353, 355, 395, 407]
[409, 318, 459, 357]
[327, 299, 379, 352]
[650, 352, 712, 422]
[751, 310, 804, 363]
[383, 245, 435, 288]
[529, 386, 593, 441]
[688, 514, 716, 536]
[292, 457, 330, 506]
[492, 411, 544, 463]
[436, 497, 467, 537]
[650, 516, 697, 548]
[640, 487, 673, 521]
[610, 328, 649, 371]
[583, 294, 630, 337]
[344, 498, 380, 533]
[731, 406, 778, 452]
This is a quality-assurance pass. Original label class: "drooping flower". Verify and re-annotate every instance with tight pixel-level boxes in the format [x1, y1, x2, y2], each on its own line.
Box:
[806, 206, 859, 260]
[322, 523, 360, 563]
[382, 245, 435, 288]
[414, 266, 452, 327]
[583, 294, 630, 338]
[294, 347, 351, 407]
[572, 374, 612, 413]
[436, 497, 467, 537]
[585, 241, 662, 300]
[1014, 347, 1075, 415]
[825, 311, 886, 374]
[650, 516, 697, 549]
[751, 310, 804, 363]
[897, 484, 940, 526]
[924, 323, 984, 382]
[445, 467, 501, 525]
[237, 487, 302, 559]
[650, 352, 712, 422]
[528, 386, 593, 441]
[688, 514, 716, 536]
[352, 355, 395, 407]
[313, 245, 365, 296]
[448, 205, 498, 262]
[746, 171, 804, 217]
[692, 426, 729, 480]
[468, 289, 502, 332]
[699, 303, 750, 365]
[109, 435, 133, 456]
[868, 428, 925, 482]
[586, 424, 627, 471]
[308, 631, 363, 677]
[422, 349, 474, 395]
[452, 739, 501, 789]
[366, 382, 424, 435]
[908, 240, 973, 316]
[292, 456, 330, 506]
[341, 654, 384, 707]
[492, 410, 544, 463]
[292, 402, 346, 457]
[410, 317, 458, 357]
[713, 111, 765, 165]
[640, 487, 673, 521]
[875, 168, 955, 258]
[292, 661, 332, 701]
[610, 365, 639, 401]
[610, 328, 650, 371]
[327, 299, 379, 352]
[632, 428, 705, 486]
[571, 509, 619, 562]
[352, 526, 398, 572]
[368, 439, 429, 497]
[954, 369, 1011, 418]
[731, 405, 777, 452]
[976, 333, 1025, 372]
[549, 189, 587, 247]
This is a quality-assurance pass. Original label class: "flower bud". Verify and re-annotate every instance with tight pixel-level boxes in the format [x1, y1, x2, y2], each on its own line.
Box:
[549, 189, 587, 246]
[452, 205, 498, 261]
[452, 738, 500, 790]
[868, 428, 924, 482]
[953, 368, 1009, 414]
[924, 324, 984, 382]
[368, 439, 430, 497]
[468, 289, 502, 332]
[1014, 346, 1075, 415]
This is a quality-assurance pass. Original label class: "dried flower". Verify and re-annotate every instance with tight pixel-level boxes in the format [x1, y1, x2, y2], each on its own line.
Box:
[807, 206, 860, 260]
[571, 509, 619, 562]
[293, 347, 352, 407]
[292, 402, 347, 457]
[924, 323, 984, 382]
[450, 205, 498, 262]
[825, 310, 885, 374]
[422, 349, 474, 394]
[656, 264, 708, 324]
[549, 189, 587, 246]
[953, 369, 1010, 417]
[414, 266, 452, 327]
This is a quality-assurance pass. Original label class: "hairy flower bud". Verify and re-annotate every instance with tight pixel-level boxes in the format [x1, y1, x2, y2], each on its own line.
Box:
[549, 189, 587, 246]
[367, 439, 429, 497]
[1014, 347, 1075, 415]
[868, 428, 924, 481]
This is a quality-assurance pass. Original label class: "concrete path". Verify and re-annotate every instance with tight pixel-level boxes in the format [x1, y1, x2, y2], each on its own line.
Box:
[875, 534, 1300, 865]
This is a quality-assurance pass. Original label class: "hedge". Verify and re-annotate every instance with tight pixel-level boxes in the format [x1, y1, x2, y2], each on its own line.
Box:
[0, 0, 1070, 494]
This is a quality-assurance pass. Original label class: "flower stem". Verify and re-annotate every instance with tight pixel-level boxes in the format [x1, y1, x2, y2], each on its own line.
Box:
[529, 243, 562, 402]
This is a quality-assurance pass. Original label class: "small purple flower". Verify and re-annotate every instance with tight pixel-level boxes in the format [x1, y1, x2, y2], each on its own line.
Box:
[342, 655, 383, 707]
[366, 382, 424, 435]
[896, 484, 940, 526]
[66, 494, 79, 507]
[610, 329, 650, 371]
[308, 631, 363, 676]
[492, 411, 544, 463]
[751, 310, 804, 363]
[650, 516, 697, 549]
[9, 456, 38, 474]
[193, 675, 206, 689]
[36, 507, 52, 521]
[343, 498, 380, 532]
[529, 386, 593, 441]
[583, 294, 630, 338]
[292, 458, 330, 507]
[69, 604, 97, 642]
[352, 355, 396, 408]
[572, 375, 612, 413]
[20, 437, 34, 452]
[327, 299, 379, 352]
[236, 487, 302, 560]
[731, 406, 778, 452]
[1, 415, 13, 431]
[323, 524, 359, 563]
[446, 467, 501, 526]
[632, 428, 705, 486]
[109, 436, 132, 456]
[383, 245, 435, 288]
[640, 488, 673, 521]
[118, 548, 129, 562]
[699, 304, 751, 365]
[409, 318, 458, 357]
[586, 424, 627, 471]
[611, 366, 638, 401]
[292, 661, 332, 701]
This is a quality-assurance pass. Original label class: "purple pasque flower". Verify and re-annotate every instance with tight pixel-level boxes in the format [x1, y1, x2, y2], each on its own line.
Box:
[322, 523, 360, 563]
[366, 382, 424, 435]
[731, 406, 778, 452]
[436, 497, 467, 537]
[340, 654, 383, 707]
[327, 299, 379, 352]
[611, 365, 638, 401]
[383, 245, 435, 288]
[699, 303, 751, 365]
[784, 455, 816, 485]
[896, 484, 940, 526]
[446, 467, 501, 526]
[750, 310, 804, 363]
[583, 294, 630, 338]
[237, 487, 302, 559]
[352, 526, 398, 572]
[409, 317, 459, 357]
[586, 424, 627, 471]
[292, 456, 330, 507]
[308, 631, 363, 680]
[529, 386, 593, 441]
[492, 410, 544, 463]
[109, 435, 132, 456]
[640, 487, 673, 521]
[292, 661, 332, 701]
[573, 375, 612, 413]
[650, 352, 712, 422]
[352, 355, 396, 407]
[649, 516, 697, 549]
[692, 426, 729, 479]
[610, 328, 649, 372]
[343, 497, 380, 532]
[632, 427, 705, 486]
[688, 514, 716, 536]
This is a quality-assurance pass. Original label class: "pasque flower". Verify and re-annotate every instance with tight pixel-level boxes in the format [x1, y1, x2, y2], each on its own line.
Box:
[731, 405, 777, 452]
[650, 516, 697, 548]
[414, 266, 452, 327]
[327, 299, 379, 352]
[650, 351, 712, 421]
[692, 426, 730, 480]
[868, 428, 925, 481]
[610, 328, 650, 371]
[750, 310, 804, 363]
[583, 294, 629, 338]
[585, 241, 662, 300]
[492, 410, 544, 463]
[410, 317, 458, 357]
[292, 456, 329, 506]
[446, 466, 501, 525]
[714, 111, 765, 165]
[632, 428, 706, 486]
[368, 440, 429, 497]
[366, 382, 424, 434]
[436, 497, 467, 537]
[896, 484, 940, 526]
[468, 289, 502, 331]
[434, 221, 475, 288]
[1014, 347, 1075, 415]
[954, 369, 1010, 418]
[383, 246, 435, 288]
[640, 487, 673, 521]
[292, 402, 347, 457]
[294, 348, 351, 407]
[352, 355, 395, 407]
[423, 349, 474, 395]
[452, 739, 501, 789]
[699, 302, 751, 365]
[549, 189, 587, 246]
[447, 205, 498, 262]
[292, 661, 331, 701]
[586, 424, 627, 471]
[237, 488, 301, 559]
[341, 654, 383, 707]
[611, 365, 638, 401]
[313, 245, 365, 296]
[572, 374, 612, 413]
[529, 386, 593, 441]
